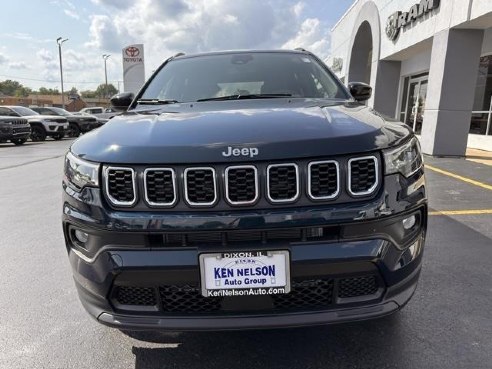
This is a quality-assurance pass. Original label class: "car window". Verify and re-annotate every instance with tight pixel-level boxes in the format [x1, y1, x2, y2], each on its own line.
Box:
[0, 107, 17, 116]
[141, 52, 350, 103]
[90, 108, 103, 114]
[38, 108, 54, 116]
[10, 106, 38, 116]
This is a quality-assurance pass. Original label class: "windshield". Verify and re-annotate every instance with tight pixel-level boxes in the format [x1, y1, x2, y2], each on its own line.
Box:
[49, 107, 71, 116]
[12, 106, 39, 116]
[140, 52, 350, 103]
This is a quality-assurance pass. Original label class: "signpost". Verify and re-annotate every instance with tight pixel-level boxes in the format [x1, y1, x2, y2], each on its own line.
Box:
[122, 44, 145, 94]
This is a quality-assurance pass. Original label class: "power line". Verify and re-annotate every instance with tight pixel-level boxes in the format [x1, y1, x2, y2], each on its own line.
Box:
[0, 73, 121, 85]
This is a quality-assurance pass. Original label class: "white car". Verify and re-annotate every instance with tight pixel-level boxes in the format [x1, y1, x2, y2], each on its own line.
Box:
[78, 107, 119, 122]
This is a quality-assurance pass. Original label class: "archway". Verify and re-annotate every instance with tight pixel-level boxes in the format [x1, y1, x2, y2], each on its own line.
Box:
[348, 21, 373, 85]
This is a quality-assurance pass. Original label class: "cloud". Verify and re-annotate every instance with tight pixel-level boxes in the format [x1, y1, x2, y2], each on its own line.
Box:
[85, 15, 128, 52]
[64, 9, 80, 20]
[90, 0, 134, 9]
[84, 0, 332, 71]
[4, 32, 51, 43]
[282, 18, 331, 59]
[0, 54, 7, 64]
[8, 62, 29, 70]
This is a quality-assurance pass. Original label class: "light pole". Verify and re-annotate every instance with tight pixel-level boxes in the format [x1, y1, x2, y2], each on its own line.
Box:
[56, 37, 68, 109]
[102, 54, 110, 101]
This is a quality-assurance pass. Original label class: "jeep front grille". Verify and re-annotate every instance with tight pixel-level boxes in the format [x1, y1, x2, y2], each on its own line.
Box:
[308, 160, 339, 200]
[105, 167, 136, 206]
[184, 167, 217, 206]
[348, 156, 378, 196]
[225, 165, 258, 205]
[102, 154, 380, 209]
[267, 163, 299, 203]
[144, 168, 176, 206]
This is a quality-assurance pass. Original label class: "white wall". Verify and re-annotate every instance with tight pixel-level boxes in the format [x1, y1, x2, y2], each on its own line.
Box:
[482, 28, 492, 55]
[400, 49, 432, 76]
[329, 0, 492, 71]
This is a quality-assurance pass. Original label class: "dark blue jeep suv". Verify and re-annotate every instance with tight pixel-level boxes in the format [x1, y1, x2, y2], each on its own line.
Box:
[62, 50, 427, 331]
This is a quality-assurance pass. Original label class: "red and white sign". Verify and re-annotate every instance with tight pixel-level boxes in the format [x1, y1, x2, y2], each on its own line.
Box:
[122, 44, 145, 94]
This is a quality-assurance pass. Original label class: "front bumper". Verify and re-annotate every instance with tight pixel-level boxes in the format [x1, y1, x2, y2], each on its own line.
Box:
[0, 125, 31, 140]
[63, 171, 427, 331]
[46, 123, 69, 133]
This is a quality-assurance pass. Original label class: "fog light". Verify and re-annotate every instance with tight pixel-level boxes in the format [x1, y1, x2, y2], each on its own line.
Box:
[402, 215, 416, 230]
[74, 229, 89, 243]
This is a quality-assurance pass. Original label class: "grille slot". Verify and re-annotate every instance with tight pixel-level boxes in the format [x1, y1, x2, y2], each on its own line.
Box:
[105, 167, 136, 206]
[184, 167, 217, 206]
[160, 285, 222, 313]
[267, 163, 299, 203]
[112, 275, 382, 314]
[348, 156, 378, 196]
[144, 168, 176, 206]
[308, 160, 339, 200]
[225, 165, 258, 205]
[338, 275, 379, 298]
[160, 226, 339, 247]
[115, 286, 157, 306]
[272, 279, 334, 310]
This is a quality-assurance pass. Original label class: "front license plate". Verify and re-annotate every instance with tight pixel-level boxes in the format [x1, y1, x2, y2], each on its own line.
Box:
[199, 250, 290, 297]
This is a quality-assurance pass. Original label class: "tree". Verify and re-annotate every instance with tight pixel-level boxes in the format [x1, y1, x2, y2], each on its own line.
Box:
[38, 87, 60, 95]
[80, 90, 97, 98]
[95, 83, 118, 98]
[0, 80, 26, 96]
[68, 86, 78, 95]
[14, 86, 32, 97]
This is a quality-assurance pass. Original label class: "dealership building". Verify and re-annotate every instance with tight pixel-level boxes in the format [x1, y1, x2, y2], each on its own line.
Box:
[328, 0, 492, 155]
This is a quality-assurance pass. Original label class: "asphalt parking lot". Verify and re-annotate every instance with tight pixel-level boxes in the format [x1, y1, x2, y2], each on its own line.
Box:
[1, 140, 491, 369]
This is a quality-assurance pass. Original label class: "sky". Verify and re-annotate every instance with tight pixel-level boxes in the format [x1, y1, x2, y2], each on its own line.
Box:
[0, 0, 353, 93]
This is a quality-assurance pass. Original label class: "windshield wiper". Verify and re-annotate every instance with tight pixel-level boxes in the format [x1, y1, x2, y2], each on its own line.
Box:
[197, 93, 292, 102]
[136, 99, 180, 105]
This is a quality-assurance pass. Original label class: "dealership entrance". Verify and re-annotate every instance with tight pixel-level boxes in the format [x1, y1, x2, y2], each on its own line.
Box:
[400, 73, 429, 134]
[330, 0, 492, 155]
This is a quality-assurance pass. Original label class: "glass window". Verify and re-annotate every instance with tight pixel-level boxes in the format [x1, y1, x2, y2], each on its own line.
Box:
[470, 113, 488, 135]
[141, 52, 350, 103]
[471, 55, 492, 135]
[472, 55, 492, 111]
[11, 106, 38, 116]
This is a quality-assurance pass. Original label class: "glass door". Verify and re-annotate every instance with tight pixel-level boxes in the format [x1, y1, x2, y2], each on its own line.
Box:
[401, 73, 429, 134]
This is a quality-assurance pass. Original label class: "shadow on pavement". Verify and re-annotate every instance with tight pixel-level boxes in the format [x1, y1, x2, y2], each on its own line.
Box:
[130, 315, 405, 369]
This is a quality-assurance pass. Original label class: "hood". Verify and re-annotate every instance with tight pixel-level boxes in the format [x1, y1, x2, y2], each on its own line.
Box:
[71, 99, 412, 164]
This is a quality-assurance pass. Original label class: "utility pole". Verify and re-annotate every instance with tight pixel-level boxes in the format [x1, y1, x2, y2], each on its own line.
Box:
[56, 37, 68, 109]
[103, 54, 110, 103]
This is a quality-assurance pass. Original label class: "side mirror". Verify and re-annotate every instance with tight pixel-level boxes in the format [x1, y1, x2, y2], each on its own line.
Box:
[110, 92, 134, 111]
[348, 82, 372, 102]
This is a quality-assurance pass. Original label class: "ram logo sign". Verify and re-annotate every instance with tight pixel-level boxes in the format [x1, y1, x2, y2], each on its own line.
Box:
[386, 0, 440, 41]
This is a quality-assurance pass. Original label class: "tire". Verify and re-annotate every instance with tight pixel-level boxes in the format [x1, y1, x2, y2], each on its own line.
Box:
[53, 132, 65, 140]
[11, 138, 27, 145]
[67, 123, 81, 138]
[30, 125, 47, 142]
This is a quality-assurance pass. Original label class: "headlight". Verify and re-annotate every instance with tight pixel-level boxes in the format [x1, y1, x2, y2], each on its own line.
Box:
[383, 137, 423, 177]
[64, 152, 100, 191]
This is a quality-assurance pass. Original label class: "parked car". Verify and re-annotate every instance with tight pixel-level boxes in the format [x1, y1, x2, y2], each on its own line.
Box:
[63, 50, 427, 332]
[72, 111, 108, 125]
[31, 107, 101, 138]
[78, 106, 119, 122]
[0, 106, 68, 141]
[0, 115, 31, 145]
